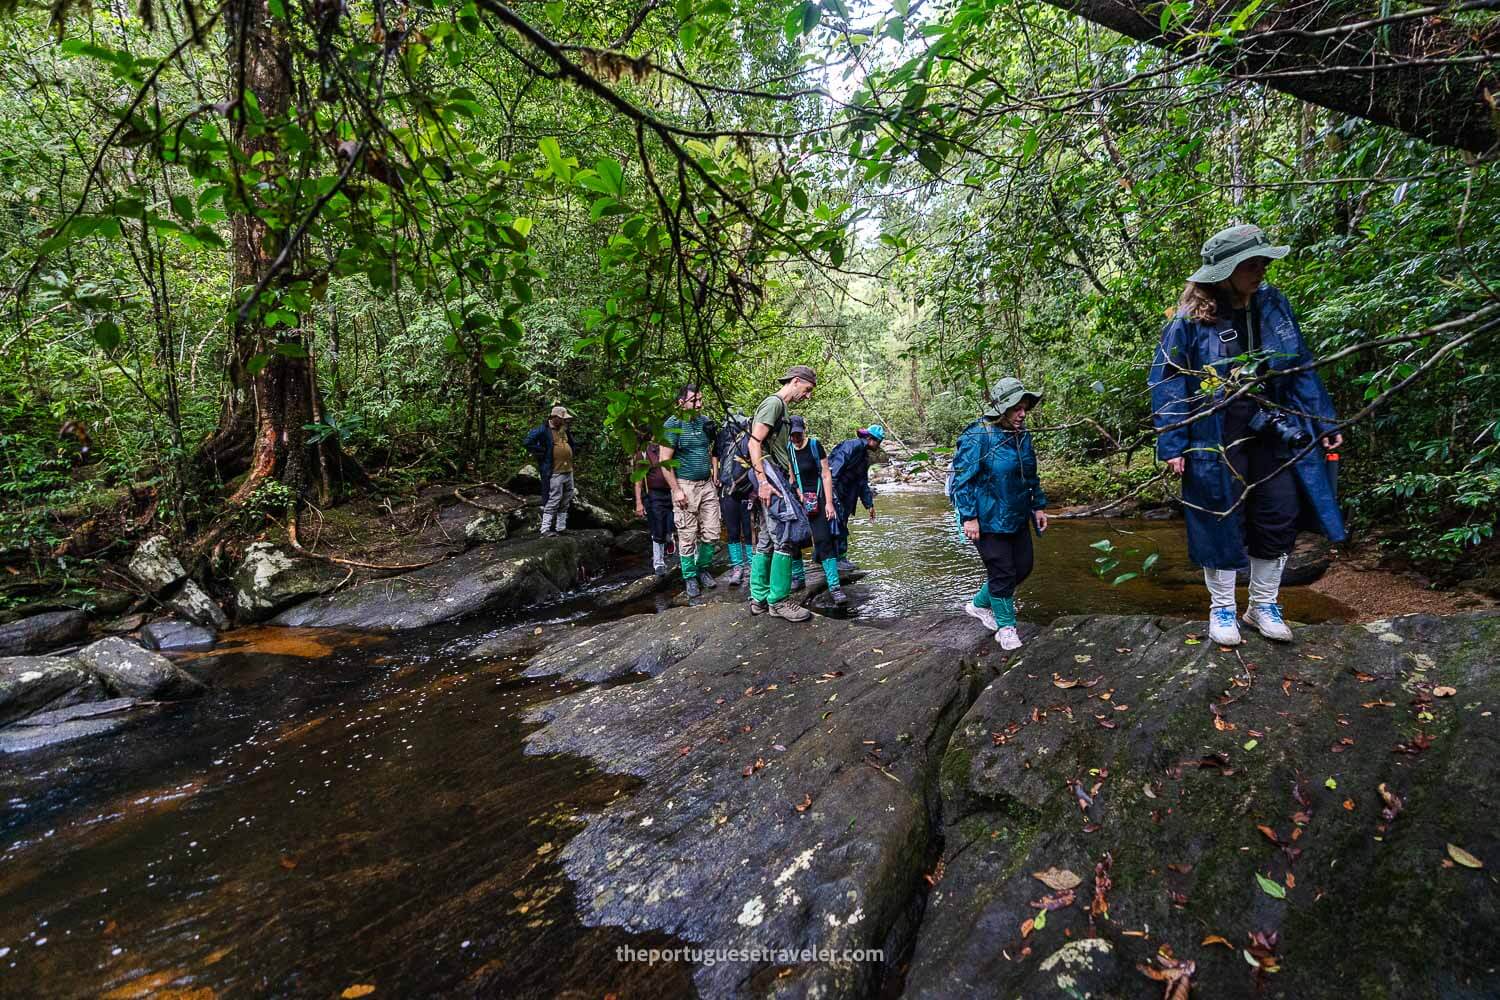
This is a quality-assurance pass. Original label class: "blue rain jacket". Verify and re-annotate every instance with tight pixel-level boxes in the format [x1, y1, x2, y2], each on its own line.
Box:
[950, 420, 1047, 535]
[1149, 283, 1345, 570]
[828, 438, 876, 517]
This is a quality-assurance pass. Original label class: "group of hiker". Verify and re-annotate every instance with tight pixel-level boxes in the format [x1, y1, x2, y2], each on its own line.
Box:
[525, 222, 1347, 650]
[627, 368, 886, 616]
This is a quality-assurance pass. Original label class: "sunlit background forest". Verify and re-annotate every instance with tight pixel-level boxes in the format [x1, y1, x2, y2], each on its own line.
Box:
[2, 0, 1497, 605]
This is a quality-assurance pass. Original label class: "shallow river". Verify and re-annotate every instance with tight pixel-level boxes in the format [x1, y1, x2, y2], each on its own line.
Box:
[0, 492, 1349, 997]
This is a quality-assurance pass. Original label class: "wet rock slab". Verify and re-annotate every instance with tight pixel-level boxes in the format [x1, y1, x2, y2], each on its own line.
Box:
[523, 604, 996, 997]
[0, 609, 88, 657]
[274, 530, 613, 630]
[907, 611, 1500, 999]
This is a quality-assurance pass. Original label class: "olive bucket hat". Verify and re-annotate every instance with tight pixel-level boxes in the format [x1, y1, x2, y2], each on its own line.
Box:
[983, 377, 1043, 418]
[1189, 224, 1290, 284]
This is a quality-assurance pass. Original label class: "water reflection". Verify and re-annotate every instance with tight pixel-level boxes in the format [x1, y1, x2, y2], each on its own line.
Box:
[844, 486, 1350, 624]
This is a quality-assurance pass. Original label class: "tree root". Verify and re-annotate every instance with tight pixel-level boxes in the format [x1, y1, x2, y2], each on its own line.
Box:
[285, 513, 444, 573]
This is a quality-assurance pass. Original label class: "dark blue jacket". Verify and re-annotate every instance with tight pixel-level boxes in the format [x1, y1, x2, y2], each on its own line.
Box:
[1150, 284, 1345, 570]
[950, 420, 1047, 534]
[523, 422, 578, 497]
[828, 438, 875, 515]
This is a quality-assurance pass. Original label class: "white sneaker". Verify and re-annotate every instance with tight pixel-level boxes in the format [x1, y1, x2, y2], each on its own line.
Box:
[1243, 603, 1293, 642]
[963, 602, 997, 631]
[995, 626, 1022, 650]
[1208, 606, 1242, 646]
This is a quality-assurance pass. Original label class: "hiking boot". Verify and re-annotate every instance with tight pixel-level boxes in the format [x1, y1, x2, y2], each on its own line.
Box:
[653, 562, 669, 578]
[995, 626, 1023, 650]
[769, 600, 811, 622]
[1208, 606, 1242, 646]
[749, 599, 768, 615]
[836, 558, 856, 573]
[698, 568, 717, 589]
[790, 576, 806, 592]
[829, 587, 848, 607]
[1243, 603, 1293, 642]
[684, 576, 701, 599]
[723, 565, 745, 586]
[963, 602, 998, 632]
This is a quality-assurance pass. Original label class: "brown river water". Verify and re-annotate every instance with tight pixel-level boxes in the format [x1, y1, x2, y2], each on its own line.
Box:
[0, 490, 1349, 997]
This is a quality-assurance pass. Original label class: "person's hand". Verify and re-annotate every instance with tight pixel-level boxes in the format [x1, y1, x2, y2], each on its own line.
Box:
[962, 518, 980, 542]
[1034, 510, 1048, 533]
[634, 500, 645, 518]
[867, 507, 876, 522]
[1166, 456, 1185, 476]
[757, 479, 773, 504]
[825, 501, 836, 521]
[1322, 433, 1343, 450]
[672, 488, 687, 509]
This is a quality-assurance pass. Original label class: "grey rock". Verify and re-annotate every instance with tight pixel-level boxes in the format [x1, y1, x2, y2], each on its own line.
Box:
[0, 698, 144, 754]
[463, 512, 510, 543]
[127, 535, 187, 591]
[140, 619, 217, 652]
[166, 580, 230, 630]
[273, 530, 613, 630]
[0, 655, 105, 726]
[508, 464, 542, 494]
[231, 542, 345, 623]
[74, 636, 205, 698]
[569, 497, 629, 532]
[0, 610, 88, 656]
[611, 528, 652, 555]
[523, 604, 994, 998]
[906, 611, 1500, 999]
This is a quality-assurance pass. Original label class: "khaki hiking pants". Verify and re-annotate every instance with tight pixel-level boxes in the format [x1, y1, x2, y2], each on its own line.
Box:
[674, 478, 721, 561]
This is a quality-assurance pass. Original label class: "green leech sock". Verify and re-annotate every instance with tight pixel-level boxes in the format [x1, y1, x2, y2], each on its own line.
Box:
[972, 582, 992, 609]
[993, 596, 1017, 629]
[679, 555, 698, 579]
[769, 552, 794, 603]
[821, 557, 841, 590]
[729, 543, 745, 566]
[749, 552, 771, 602]
[697, 543, 715, 570]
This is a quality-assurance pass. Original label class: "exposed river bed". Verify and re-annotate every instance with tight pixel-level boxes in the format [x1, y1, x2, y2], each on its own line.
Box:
[0, 491, 1352, 997]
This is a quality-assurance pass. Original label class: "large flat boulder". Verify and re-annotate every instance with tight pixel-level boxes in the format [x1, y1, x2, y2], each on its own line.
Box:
[0, 655, 105, 726]
[0, 609, 88, 656]
[274, 530, 613, 630]
[523, 604, 994, 998]
[126, 535, 186, 591]
[0, 698, 144, 754]
[906, 611, 1500, 999]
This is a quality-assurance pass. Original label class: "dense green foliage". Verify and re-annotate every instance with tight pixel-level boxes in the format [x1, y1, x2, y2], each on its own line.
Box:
[1, 0, 1495, 589]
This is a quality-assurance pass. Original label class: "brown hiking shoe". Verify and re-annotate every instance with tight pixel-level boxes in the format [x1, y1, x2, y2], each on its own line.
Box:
[769, 600, 811, 622]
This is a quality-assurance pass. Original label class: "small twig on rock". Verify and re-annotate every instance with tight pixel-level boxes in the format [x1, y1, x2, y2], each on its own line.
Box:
[286, 514, 444, 573]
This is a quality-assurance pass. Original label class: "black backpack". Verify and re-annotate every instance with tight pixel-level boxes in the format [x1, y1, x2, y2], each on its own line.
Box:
[717, 414, 757, 494]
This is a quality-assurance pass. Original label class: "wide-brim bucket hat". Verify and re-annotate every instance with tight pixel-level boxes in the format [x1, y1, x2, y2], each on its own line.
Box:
[1189, 224, 1290, 284]
[983, 377, 1042, 418]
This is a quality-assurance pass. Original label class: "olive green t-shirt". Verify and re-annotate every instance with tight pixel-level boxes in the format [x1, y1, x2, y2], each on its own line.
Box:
[752, 393, 791, 473]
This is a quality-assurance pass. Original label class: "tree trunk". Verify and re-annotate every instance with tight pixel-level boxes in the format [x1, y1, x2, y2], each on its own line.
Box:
[1039, 0, 1499, 153]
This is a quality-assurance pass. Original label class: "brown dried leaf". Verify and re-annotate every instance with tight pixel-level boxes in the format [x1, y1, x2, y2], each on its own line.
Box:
[1033, 866, 1084, 891]
[794, 793, 813, 813]
[1256, 824, 1282, 845]
[341, 988, 376, 1000]
[1362, 698, 1395, 708]
[1052, 674, 1080, 689]
[1202, 934, 1232, 948]
[1433, 685, 1457, 697]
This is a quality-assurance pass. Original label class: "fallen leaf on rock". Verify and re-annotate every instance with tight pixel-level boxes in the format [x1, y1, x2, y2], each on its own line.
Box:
[1096, 717, 1118, 729]
[1116, 647, 1132, 653]
[1256, 824, 1281, 845]
[1433, 686, 1457, 697]
[1020, 917, 1035, 938]
[1324, 777, 1338, 790]
[1343, 799, 1355, 811]
[1202, 934, 1232, 948]
[341, 987, 376, 999]
[1166, 862, 1192, 874]
[1052, 674, 1080, 689]
[1376, 783, 1404, 833]
[1330, 737, 1355, 753]
[1393, 732, 1433, 754]
[677, 744, 693, 756]
[279, 857, 297, 870]
[1168, 889, 1189, 907]
[1362, 698, 1395, 708]
[1213, 715, 1237, 732]
[1243, 739, 1259, 750]
[1136, 943, 1195, 998]
[794, 793, 812, 812]
[1255, 873, 1286, 899]
[1033, 866, 1083, 891]
[1184, 638, 1201, 646]
[1306, 654, 1324, 660]
[1352, 671, 1376, 683]
[772, 743, 787, 752]
[1082, 822, 1101, 833]
[924, 860, 946, 886]
[1285, 872, 1296, 889]
[1447, 844, 1484, 869]
[1075, 654, 1092, 664]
